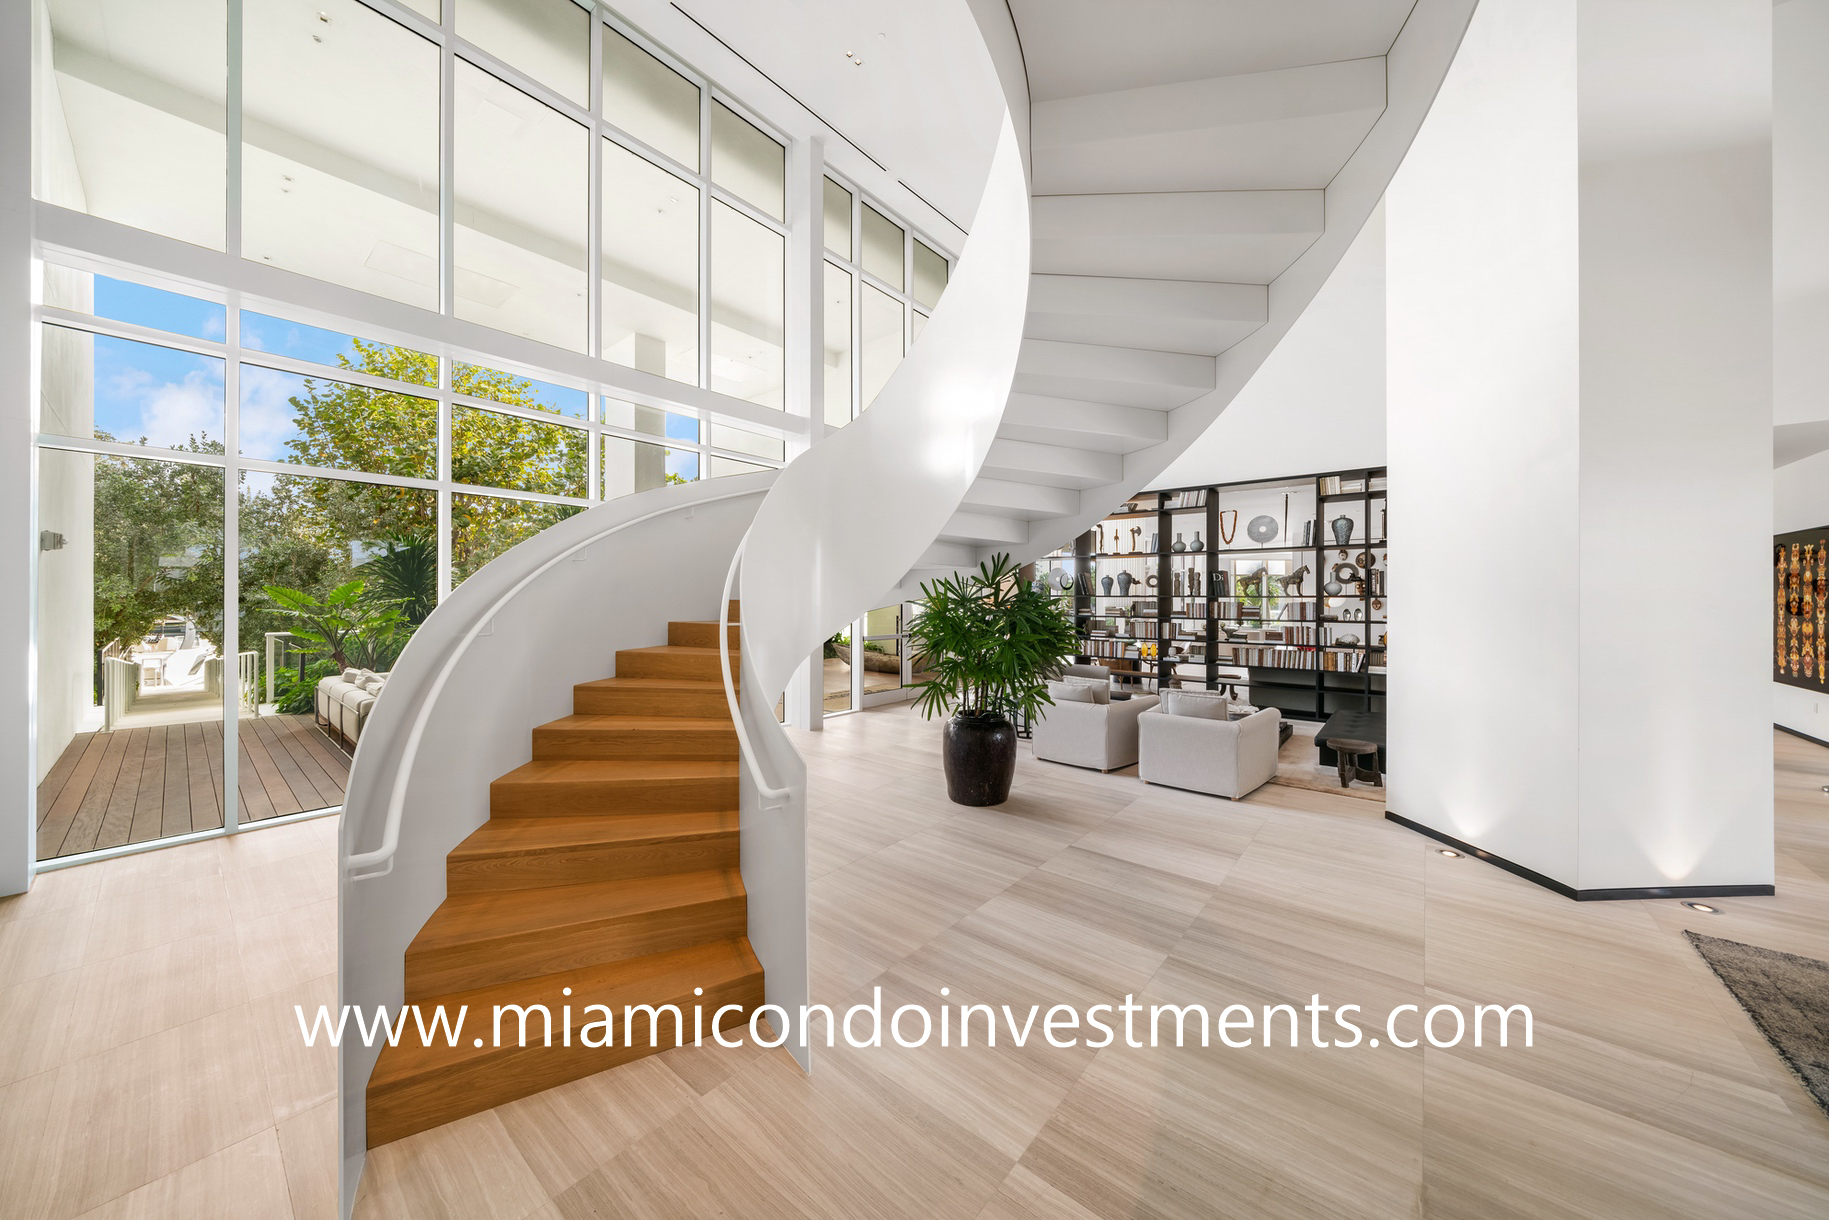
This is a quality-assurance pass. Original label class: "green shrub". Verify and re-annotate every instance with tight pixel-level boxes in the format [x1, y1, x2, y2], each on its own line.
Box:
[275, 658, 341, 715]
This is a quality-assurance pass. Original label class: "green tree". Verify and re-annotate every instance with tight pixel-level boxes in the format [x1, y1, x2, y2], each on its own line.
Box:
[91, 436, 225, 655]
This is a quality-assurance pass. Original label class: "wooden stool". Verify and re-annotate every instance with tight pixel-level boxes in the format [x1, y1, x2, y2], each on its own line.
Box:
[1329, 738, 1382, 788]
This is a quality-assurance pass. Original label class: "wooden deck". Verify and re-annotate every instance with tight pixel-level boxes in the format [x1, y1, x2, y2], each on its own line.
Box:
[35, 713, 351, 860]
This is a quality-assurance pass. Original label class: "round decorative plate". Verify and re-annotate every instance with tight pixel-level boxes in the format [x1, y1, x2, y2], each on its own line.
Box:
[1247, 515, 1279, 543]
[1054, 569, 1073, 591]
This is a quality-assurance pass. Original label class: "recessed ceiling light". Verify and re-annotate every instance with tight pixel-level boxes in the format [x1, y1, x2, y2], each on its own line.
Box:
[1437, 848, 1462, 858]
[1682, 901, 1720, 914]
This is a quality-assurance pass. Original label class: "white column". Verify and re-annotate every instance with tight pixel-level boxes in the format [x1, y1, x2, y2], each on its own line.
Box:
[1387, 0, 1773, 895]
[1773, 0, 1829, 744]
[1, 0, 30, 896]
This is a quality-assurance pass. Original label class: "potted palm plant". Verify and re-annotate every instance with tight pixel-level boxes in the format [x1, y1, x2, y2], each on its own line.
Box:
[907, 554, 1079, 805]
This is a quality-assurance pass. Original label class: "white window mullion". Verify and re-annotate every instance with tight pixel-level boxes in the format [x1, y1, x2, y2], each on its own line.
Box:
[221, 304, 241, 833]
[225, 0, 243, 263]
[439, 2, 456, 321]
[697, 83, 712, 394]
[437, 357, 453, 601]
[587, 16, 602, 365]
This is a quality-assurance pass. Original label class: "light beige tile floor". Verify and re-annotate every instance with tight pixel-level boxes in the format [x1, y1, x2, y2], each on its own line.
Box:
[3, 716, 1827, 1219]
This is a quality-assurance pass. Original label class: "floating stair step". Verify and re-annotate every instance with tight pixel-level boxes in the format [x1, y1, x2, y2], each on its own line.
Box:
[572, 677, 731, 718]
[447, 812, 739, 893]
[615, 645, 728, 681]
[531, 714, 737, 761]
[490, 759, 738, 818]
[668, 620, 741, 649]
[368, 938, 763, 1147]
[404, 867, 748, 997]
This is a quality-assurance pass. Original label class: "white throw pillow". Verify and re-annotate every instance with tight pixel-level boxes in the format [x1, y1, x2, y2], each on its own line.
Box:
[1162, 689, 1229, 719]
[1065, 676, 1111, 705]
[1047, 680, 1097, 704]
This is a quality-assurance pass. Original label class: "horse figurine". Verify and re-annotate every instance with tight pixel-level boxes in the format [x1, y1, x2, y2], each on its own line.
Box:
[1284, 564, 1310, 597]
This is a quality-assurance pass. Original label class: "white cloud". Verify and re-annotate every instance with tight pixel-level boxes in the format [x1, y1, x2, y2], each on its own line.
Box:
[237, 365, 304, 460]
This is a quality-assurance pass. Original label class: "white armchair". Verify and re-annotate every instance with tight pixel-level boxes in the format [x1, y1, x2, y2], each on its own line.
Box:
[1032, 692, 1160, 772]
[1138, 706, 1280, 799]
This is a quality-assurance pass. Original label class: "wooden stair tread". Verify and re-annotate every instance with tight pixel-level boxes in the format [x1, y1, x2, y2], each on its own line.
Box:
[372, 938, 763, 1088]
[412, 868, 746, 950]
[534, 714, 735, 732]
[575, 676, 724, 691]
[452, 812, 737, 858]
[495, 758, 739, 783]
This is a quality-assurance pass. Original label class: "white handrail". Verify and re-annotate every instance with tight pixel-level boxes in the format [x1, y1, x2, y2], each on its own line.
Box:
[345, 488, 766, 880]
[720, 534, 789, 808]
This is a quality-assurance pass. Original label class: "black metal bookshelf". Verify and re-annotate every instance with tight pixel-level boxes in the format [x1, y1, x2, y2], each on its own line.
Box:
[1037, 467, 1388, 720]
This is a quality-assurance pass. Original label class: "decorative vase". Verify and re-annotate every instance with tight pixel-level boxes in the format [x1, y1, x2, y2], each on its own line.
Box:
[1190, 531, 1203, 552]
[943, 714, 1017, 806]
[1116, 571, 1134, 596]
[1324, 578, 1344, 596]
[1172, 534, 1187, 553]
[1100, 575, 1114, 596]
[1330, 515, 1354, 546]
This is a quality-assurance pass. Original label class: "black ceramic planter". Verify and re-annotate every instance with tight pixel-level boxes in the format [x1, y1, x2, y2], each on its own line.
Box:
[943, 714, 1017, 806]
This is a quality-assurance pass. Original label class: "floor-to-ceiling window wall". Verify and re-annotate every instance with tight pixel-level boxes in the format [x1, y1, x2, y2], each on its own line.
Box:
[27, 0, 812, 864]
[820, 174, 950, 431]
[28, 0, 959, 855]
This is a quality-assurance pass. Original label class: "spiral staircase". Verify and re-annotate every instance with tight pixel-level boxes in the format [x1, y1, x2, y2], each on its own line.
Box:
[335, 1, 1475, 1209]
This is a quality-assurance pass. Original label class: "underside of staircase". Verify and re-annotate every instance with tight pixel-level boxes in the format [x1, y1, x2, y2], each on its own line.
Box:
[912, 1, 1440, 585]
[366, 605, 762, 1147]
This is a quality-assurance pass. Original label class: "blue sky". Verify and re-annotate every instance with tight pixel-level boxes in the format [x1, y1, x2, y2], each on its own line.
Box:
[78, 272, 703, 485]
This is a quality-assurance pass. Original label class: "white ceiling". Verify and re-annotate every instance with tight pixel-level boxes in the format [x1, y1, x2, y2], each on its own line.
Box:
[1006, 0, 1416, 101]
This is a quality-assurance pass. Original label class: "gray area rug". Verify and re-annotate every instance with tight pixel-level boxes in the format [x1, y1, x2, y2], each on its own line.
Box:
[1686, 931, 1829, 1120]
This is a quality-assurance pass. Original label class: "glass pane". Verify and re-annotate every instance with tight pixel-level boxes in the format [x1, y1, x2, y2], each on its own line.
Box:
[913, 241, 949, 310]
[602, 140, 698, 384]
[240, 473, 439, 811]
[710, 202, 784, 409]
[823, 178, 852, 257]
[602, 401, 698, 443]
[41, 326, 226, 453]
[601, 435, 693, 499]
[36, 450, 226, 860]
[823, 627, 853, 714]
[711, 102, 785, 222]
[860, 285, 904, 410]
[860, 620, 903, 697]
[453, 361, 587, 417]
[244, 312, 439, 388]
[452, 405, 588, 497]
[458, 0, 589, 106]
[709, 422, 784, 463]
[911, 311, 928, 342]
[33, 0, 226, 250]
[707, 455, 768, 478]
[861, 204, 904, 290]
[243, 0, 439, 310]
[451, 493, 581, 587]
[823, 264, 852, 428]
[864, 605, 900, 637]
[240, 365, 436, 479]
[398, 0, 439, 17]
[908, 600, 938, 687]
[455, 62, 589, 351]
[602, 27, 698, 170]
[45, 269, 227, 342]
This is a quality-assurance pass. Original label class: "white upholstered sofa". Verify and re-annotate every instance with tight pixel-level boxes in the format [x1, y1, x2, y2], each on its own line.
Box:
[1031, 665, 1160, 772]
[1138, 696, 1280, 799]
[315, 668, 389, 746]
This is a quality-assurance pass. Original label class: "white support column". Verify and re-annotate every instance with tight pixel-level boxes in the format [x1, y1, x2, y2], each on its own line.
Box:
[1387, 0, 1773, 896]
[1, 0, 32, 896]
